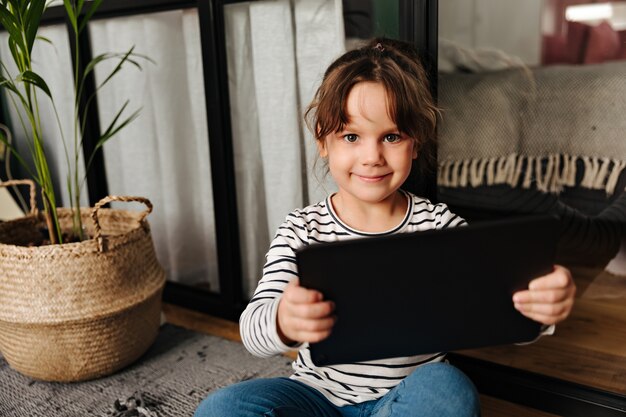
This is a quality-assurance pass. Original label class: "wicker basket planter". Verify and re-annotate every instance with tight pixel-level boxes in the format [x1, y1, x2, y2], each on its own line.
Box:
[0, 181, 166, 382]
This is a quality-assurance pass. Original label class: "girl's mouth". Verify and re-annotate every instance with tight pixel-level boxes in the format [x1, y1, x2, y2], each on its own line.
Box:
[355, 174, 389, 182]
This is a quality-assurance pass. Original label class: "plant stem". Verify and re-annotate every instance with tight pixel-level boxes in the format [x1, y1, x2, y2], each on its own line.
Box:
[71, 1, 84, 240]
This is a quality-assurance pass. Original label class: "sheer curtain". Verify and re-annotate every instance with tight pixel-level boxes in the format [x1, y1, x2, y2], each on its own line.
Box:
[224, 0, 344, 297]
[89, 9, 219, 291]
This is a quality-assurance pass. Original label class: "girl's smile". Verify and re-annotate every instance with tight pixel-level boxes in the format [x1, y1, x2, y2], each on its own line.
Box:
[355, 174, 390, 182]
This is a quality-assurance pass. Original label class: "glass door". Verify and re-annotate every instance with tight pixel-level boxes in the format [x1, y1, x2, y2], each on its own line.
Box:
[437, 0, 626, 414]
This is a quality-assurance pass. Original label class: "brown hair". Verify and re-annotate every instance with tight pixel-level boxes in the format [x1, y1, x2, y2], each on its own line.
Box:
[305, 38, 438, 157]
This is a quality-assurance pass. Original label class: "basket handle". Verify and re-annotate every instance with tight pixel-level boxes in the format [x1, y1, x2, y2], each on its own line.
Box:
[91, 195, 153, 252]
[0, 179, 37, 215]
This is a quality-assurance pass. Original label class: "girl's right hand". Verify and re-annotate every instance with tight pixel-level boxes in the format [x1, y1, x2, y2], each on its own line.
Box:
[277, 279, 336, 345]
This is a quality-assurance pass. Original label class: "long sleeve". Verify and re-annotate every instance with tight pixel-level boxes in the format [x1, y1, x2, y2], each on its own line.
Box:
[239, 212, 309, 357]
[433, 203, 468, 229]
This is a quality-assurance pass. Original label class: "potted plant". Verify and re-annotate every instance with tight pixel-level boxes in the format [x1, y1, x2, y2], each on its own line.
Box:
[0, 0, 165, 382]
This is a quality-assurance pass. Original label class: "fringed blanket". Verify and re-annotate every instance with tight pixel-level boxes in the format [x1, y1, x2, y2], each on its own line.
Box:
[438, 154, 626, 196]
[438, 61, 626, 199]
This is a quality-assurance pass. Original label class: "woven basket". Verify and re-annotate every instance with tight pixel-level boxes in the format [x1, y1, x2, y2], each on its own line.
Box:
[0, 180, 166, 382]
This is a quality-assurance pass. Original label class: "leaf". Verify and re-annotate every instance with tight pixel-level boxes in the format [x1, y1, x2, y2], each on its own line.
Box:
[24, 0, 46, 54]
[62, 0, 77, 33]
[0, 7, 27, 59]
[82, 51, 114, 78]
[0, 130, 36, 180]
[101, 107, 141, 143]
[100, 99, 131, 139]
[0, 127, 9, 147]
[18, 70, 52, 98]
[93, 46, 138, 89]
[7, 37, 24, 72]
[79, 47, 148, 103]
[0, 5, 20, 34]
[0, 74, 23, 98]
[17, 0, 28, 16]
[0, 63, 30, 110]
[5, 0, 23, 15]
[36, 35, 52, 44]
[85, 104, 141, 172]
[85, 48, 153, 80]
[0, 78, 17, 94]
[78, 0, 102, 33]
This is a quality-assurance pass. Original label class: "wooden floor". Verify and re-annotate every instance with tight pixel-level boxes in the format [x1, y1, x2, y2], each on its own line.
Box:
[163, 264, 626, 417]
[457, 266, 626, 395]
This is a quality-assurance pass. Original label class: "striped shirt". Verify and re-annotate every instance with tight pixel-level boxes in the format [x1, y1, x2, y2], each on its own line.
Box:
[240, 191, 467, 407]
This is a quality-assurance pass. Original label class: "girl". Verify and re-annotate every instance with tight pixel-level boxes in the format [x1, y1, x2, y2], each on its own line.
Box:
[195, 38, 576, 417]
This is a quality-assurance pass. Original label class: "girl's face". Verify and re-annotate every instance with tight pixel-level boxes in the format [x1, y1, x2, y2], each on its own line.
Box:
[318, 82, 417, 207]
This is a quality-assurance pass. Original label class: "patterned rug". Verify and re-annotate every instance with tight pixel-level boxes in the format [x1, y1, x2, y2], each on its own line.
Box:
[0, 324, 292, 417]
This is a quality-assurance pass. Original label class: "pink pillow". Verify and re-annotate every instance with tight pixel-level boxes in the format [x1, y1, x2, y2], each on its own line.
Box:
[617, 30, 626, 59]
[550, 21, 625, 65]
[566, 21, 590, 64]
[584, 21, 620, 64]
[542, 35, 569, 65]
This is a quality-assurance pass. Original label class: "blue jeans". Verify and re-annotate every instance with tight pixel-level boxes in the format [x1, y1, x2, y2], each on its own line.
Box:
[194, 362, 481, 417]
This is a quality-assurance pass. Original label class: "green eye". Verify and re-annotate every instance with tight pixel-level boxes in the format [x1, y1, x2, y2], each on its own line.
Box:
[343, 134, 358, 143]
[384, 134, 401, 143]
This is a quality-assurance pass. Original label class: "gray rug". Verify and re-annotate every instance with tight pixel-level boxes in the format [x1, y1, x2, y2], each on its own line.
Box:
[0, 324, 292, 417]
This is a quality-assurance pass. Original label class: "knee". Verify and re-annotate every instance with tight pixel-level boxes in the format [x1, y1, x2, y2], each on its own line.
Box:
[194, 378, 293, 417]
[407, 362, 480, 416]
[194, 387, 235, 417]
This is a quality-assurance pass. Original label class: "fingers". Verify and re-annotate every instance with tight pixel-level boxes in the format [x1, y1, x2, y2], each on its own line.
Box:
[283, 279, 324, 305]
[514, 300, 573, 325]
[282, 280, 334, 319]
[513, 265, 576, 325]
[284, 293, 335, 319]
[278, 305, 336, 344]
[277, 280, 337, 344]
[527, 265, 572, 291]
[513, 265, 576, 304]
[280, 316, 336, 343]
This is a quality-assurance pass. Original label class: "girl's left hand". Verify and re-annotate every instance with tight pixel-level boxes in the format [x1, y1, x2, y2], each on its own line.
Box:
[512, 265, 576, 325]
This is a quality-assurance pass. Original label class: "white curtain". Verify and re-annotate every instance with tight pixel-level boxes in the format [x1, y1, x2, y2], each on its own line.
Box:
[224, 0, 344, 297]
[89, 9, 219, 291]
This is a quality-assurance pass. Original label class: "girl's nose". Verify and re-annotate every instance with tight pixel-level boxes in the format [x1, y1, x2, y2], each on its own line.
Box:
[361, 141, 384, 166]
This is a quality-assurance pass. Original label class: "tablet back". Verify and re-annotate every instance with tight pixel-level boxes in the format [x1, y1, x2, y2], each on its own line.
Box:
[296, 215, 558, 366]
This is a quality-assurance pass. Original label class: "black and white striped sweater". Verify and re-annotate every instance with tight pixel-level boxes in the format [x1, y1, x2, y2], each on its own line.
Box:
[240, 191, 467, 407]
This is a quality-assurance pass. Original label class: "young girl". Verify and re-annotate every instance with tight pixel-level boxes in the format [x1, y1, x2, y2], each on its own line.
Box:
[195, 38, 576, 417]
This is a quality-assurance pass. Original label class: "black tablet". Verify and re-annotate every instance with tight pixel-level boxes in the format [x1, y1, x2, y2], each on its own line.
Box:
[296, 214, 558, 366]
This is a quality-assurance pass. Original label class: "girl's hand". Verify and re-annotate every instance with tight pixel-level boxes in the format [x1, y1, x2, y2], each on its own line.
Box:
[513, 265, 576, 325]
[277, 279, 336, 345]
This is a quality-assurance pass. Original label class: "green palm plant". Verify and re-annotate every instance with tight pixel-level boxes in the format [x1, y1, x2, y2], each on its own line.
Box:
[0, 0, 148, 243]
